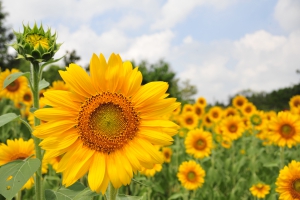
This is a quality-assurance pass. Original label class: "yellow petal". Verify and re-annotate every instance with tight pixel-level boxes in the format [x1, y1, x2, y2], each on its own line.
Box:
[88, 152, 106, 192]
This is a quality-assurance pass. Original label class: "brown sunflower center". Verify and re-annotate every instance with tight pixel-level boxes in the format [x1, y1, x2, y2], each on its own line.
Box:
[205, 116, 211, 123]
[185, 117, 194, 125]
[229, 124, 238, 133]
[11, 153, 29, 161]
[187, 171, 196, 181]
[194, 138, 206, 150]
[293, 179, 300, 193]
[164, 151, 170, 159]
[199, 99, 204, 104]
[195, 107, 202, 116]
[245, 106, 252, 113]
[280, 124, 295, 138]
[77, 92, 140, 154]
[226, 111, 235, 117]
[7, 80, 20, 92]
[294, 100, 300, 107]
[23, 93, 32, 102]
[237, 100, 243, 106]
[212, 112, 219, 118]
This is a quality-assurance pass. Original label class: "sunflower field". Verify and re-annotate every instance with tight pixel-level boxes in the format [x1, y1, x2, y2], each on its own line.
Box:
[0, 24, 300, 200]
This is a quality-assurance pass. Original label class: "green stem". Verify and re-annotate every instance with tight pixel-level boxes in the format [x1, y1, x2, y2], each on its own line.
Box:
[16, 190, 22, 200]
[19, 117, 33, 133]
[105, 182, 118, 200]
[280, 146, 285, 169]
[31, 62, 44, 200]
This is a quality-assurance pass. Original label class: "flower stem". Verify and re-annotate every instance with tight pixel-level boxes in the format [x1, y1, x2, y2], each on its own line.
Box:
[31, 62, 44, 200]
[280, 146, 285, 169]
[105, 182, 118, 200]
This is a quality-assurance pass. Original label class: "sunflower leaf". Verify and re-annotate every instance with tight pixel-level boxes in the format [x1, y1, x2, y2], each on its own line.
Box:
[3, 72, 30, 89]
[0, 113, 19, 127]
[45, 182, 98, 200]
[39, 79, 50, 90]
[0, 158, 41, 200]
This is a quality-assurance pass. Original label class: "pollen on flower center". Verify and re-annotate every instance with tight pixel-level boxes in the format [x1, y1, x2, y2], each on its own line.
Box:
[229, 124, 237, 133]
[25, 34, 49, 50]
[77, 92, 140, 154]
[280, 124, 295, 138]
[194, 139, 206, 150]
[187, 171, 196, 181]
[293, 179, 300, 193]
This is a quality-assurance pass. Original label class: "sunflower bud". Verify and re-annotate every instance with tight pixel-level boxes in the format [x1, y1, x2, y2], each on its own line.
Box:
[11, 23, 61, 64]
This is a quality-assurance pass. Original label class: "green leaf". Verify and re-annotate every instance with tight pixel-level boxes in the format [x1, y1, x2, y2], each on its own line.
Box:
[3, 72, 30, 89]
[45, 182, 98, 200]
[0, 158, 41, 200]
[168, 193, 183, 200]
[39, 79, 50, 90]
[263, 162, 279, 168]
[41, 56, 64, 69]
[0, 113, 19, 127]
[117, 194, 143, 200]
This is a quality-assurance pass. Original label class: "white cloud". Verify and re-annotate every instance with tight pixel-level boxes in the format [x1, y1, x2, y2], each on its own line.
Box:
[274, 0, 300, 32]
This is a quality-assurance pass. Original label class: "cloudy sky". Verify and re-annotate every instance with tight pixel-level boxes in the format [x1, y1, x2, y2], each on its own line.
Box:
[3, 0, 300, 104]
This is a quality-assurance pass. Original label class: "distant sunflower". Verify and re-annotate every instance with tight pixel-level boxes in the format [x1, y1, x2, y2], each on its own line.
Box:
[220, 116, 245, 141]
[221, 137, 232, 149]
[208, 106, 223, 123]
[232, 95, 248, 110]
[162, 147, 172, 163]
[241, 102, 257, 117]
[289, 95, 300, 110]
[48, 80, 70, 91]
[180, 112, 199, 130]
[250, 111, 267, 130]
[177, 160, 205, 190]
[194, 104, 205, 119]
[196, 97, 206, 107]
[249, 183, 271, 199]
[20, 87, 33, 107]
[182, 104, 194, 113]
[224, 106, 239, 117]
[34, 53, 180, 193]
[0, 138, 35, 190]
[202, 114, 213, 129]
[265, 110, 277, 121]
[276, 160, 300, 200]
[185, 129, 213, 159]
[139, 164, 162, 177]
[0, 68, 28, 102]
[268, 111, 300, 148]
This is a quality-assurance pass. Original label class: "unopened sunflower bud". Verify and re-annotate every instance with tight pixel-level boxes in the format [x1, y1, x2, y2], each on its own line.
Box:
[11, 23, 61, 64]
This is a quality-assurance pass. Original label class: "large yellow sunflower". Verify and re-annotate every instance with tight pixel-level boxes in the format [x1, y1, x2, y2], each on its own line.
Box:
[185, 128, 213, 159]
[249, 183, 271, 199]
[34, 53, 180, 193]
[276, 160, 300, 199]
[220, 115, 245, 141]
[0, 68, 28, 102]
[268, 111, 300, 148]
[177, 160, 205, 190]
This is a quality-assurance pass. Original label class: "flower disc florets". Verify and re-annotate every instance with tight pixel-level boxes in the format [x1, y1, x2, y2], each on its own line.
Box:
[11, 23, 61, 64]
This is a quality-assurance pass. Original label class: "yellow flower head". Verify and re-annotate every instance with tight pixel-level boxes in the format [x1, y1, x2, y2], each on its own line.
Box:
[290, 95, 300, 110]
[232, 95, 248, 110]
[196, 96, 207, 107]
[220, 115, 245, 141]
[33, 53, 180, 194]
[162, 147, 172, 163]
[180, 112, 199, 130]
[250, 111, 267, 130]
[182, 104, 194, 113]
[185, 128, 213, 159]
[276, 160, 300, 200]
[139, 164, 162, 177]
[0, 68, 28, 102]
[224, 106, 239, 117]
[194, 103, 205, 119]
[177, 160, 205, 190]
[268, 111, 300, 148]
[249, 183, 271, 199]
[241, 102, 257, 117]
[48, 80, 70, 91]
[208, 106, 223, 123]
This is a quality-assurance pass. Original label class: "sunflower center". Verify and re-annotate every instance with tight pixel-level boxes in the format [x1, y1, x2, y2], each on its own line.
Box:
[194, 138, 206, 150]
[195, 107, 201, 115]
[280, 124, 295, 138]
[11, 153, 29, 161]
[245, 106, 252, 113]
[7, 80, 20, 92]
[294, 100, 300, 107]
[237, 100, 243, 106]
[251, 114, 262, 126]
[25, 34, 49, 50]
[293, 179, 300, 193]
[164, 152, 170, 159]
[23, 93, 32, 102]
[77, 92, 140, 154]
[229, 124, 237, 133]
[227, 111, 235, 117]
[212, 112, 219, 118]
[186, 117, 194, 125]
[187, 171, 196, 181]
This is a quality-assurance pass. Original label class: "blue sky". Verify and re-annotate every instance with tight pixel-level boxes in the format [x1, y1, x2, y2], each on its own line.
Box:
[3, 0, 300, 104]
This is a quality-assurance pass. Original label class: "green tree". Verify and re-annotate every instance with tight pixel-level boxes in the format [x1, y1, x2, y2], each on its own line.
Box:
[63, 50, 80, 66]
[0, 1, 21, 70]
[132, 59, 197, 104]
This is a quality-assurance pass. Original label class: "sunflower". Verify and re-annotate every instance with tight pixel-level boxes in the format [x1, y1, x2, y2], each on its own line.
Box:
[0, 68, 28, 102]
[0, 138, 35, 190]
[276, 160, 300, 199]
[224, 106, 239, 117]
[48, 80, 70, 91]
[182, 104, 194, 113]
[194, 104, 205, 119]
[220, 115, 245, 141]
[232, 95, 248, 110]
[185, 129, 213, 159]
[196, 97, 207, 108]
[208, 106, 223, 123]
[221, 137, 232, 149]
[20, 87, 33, 107]
[202, 114, 213, 129]
[34, 53, 180, 193]
[139, 164, 162, 177]
[268, 111, 300, 148]
[241, 102, 257, 117]
[289, 95, 300, 110]
[180, 112, 199, 130]
[265, 110, 277, 121]
[162, 147, 172, 163]
[249, 183, 271, 199]
[249, 111, 267, 130]
[177, 160, 205, 190]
